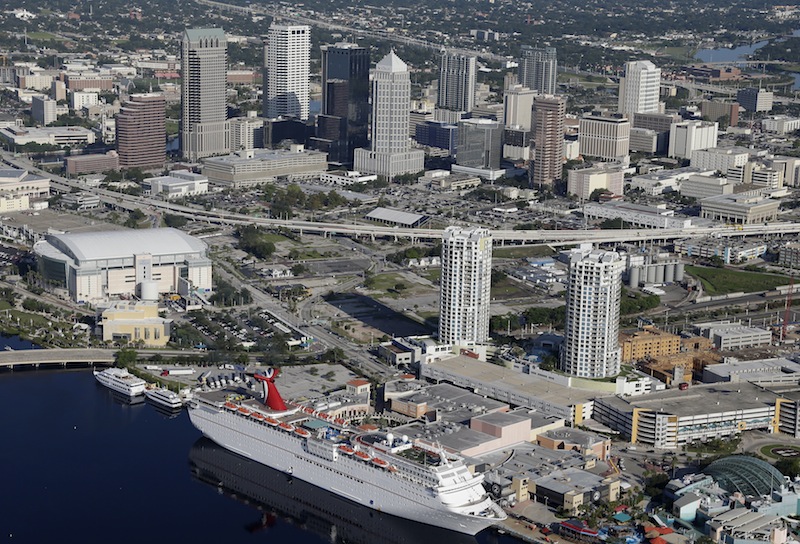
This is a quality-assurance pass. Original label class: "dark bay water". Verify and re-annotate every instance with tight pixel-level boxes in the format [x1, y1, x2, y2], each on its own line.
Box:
[0, 364, 515, 544]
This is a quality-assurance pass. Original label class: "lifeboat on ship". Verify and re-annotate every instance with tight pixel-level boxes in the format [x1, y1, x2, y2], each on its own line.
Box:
[278, 422, 295, 432]
[334, 418, 345, 425]
[338, 445, 355, 455]
[294, 427, 311, 438]
[264, 417, 279, 426]
[354, 451, 370, 461]
[224, 402, 237, 410]
[372, 458, 389, 469]
[238, 407, 251, 415]
[251, 412, 265, 421]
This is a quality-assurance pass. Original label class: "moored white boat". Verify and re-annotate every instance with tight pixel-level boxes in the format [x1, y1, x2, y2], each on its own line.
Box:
[144, 386, 184, 410]
[187, 369, 506, 535]
[94, 367, 146, 397]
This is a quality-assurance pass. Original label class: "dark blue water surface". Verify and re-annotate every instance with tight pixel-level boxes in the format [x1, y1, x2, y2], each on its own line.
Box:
[0, 361, 516, 544]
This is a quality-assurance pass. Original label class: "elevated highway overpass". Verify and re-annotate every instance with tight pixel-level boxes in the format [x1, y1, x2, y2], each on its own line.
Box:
[3, 151, 798, 247]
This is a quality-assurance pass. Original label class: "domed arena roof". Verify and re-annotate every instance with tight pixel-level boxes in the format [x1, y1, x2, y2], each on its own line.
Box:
[705, 456, 785, 497]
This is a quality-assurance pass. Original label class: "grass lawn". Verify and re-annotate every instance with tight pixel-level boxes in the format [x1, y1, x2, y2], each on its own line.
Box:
[417, 268, 441, 283]
[8, 310, 51, 328]
[686, 266, 791, 296]
[491, 276, 534, 299]
[493, 245, 556, 259]
[366, 272, 406, 292]
[759, 444, 800, 459]
[260, 232, 295, 244]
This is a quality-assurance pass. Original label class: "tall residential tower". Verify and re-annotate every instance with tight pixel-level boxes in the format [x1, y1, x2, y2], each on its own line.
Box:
[263, 23, 310, 120]
[519, 46, 557, 95]
[530, 94, 566, 188]
[437, 52, 476, 122]
[353, 51, 424, 179]
[181, 28, 229, 161]
[561, 248, 624, 378]
[438, 226, 492, 346]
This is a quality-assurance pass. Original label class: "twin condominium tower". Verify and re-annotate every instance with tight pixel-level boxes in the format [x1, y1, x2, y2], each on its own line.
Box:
[438, 228, 623, 379]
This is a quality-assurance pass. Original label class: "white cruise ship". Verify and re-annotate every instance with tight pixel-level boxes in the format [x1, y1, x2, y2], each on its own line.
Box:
[144, 386, 184, 409]
[187, 371, 506, 535]
[94, 367, 146, 397]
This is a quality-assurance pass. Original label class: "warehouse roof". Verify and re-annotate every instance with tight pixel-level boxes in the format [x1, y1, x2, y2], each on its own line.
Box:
[365, 207, 428, 227]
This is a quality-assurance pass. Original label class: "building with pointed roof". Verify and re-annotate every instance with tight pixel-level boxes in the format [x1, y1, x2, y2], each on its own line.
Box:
[353, 51, 424, 179]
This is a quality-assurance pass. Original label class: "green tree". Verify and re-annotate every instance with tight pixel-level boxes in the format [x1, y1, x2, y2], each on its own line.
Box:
[115, 348, 138, 366]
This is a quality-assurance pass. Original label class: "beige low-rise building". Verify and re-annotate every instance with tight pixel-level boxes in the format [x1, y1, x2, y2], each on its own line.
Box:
[531, 468, 620, 514]
[97, 301, 171, 347]
[700, 192, 779, 225]
[620, 326, 682, 363]
[537, 428, 611, 461]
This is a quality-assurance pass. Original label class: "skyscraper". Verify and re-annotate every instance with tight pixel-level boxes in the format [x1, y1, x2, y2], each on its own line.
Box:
[437, 52, 476, 116]
[314, 42, 369, 166]
[618, 60, 661, 118]
[530, 94, 566, 187]
[561, 248, 624, 378]
[181, 28, 229, 162]
[519, 46, 557, 95]
[263, 23, 310, 120]
[438, 226, 492, 346]
[353, 51, 425, 179]
[116, 93, 166, 169]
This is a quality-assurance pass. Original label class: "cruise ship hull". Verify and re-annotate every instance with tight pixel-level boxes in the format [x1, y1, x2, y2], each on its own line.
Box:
[188, 402, 499, 535]
[189, 438, 479, 544]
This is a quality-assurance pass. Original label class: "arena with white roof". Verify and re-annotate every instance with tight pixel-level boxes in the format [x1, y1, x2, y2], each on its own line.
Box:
[34, 228, 212, 302]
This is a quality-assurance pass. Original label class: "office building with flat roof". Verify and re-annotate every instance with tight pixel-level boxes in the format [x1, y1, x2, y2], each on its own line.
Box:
[313, 42, 369, 166]
[618, 60, 661, 118]
[264, 23, 310, 120]
[116, 93, 166, 169]
[181, 28, 230, 161]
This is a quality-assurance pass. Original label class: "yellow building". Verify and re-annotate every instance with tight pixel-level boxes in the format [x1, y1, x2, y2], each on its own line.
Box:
[97, 301, 171, 347]
[620, 326, 681, 363]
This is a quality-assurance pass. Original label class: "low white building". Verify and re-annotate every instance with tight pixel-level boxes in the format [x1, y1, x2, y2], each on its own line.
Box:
[678, 174, 734, 200]
[628, 166, 714, 195]
[143, 171, 208, 199]
[700, 192, 780, 225]
[567, 164, 624, 201]
[695, 321, 772, 351]
[762, 115, 800, 134]
[584, 201, 693, 229]
[318, 171, 378, 186]
[202, 146, 328, 188]
[0, 126, 95, 147]
[669, 120, 718, 159]
[690, 146, 753, 175]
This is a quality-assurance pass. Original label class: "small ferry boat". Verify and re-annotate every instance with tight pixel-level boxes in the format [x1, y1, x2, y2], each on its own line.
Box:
[94, 367, 146, 397]
[144, 386, 184, 410]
